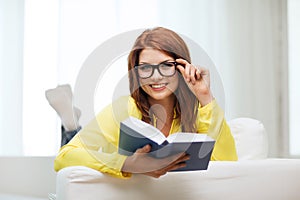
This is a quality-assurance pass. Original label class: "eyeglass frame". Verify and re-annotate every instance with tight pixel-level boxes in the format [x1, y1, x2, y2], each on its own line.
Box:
[134, 61, 178, 79]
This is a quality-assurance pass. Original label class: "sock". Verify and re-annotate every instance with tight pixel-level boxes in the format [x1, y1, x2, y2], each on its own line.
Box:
[45, 84, 81, 131]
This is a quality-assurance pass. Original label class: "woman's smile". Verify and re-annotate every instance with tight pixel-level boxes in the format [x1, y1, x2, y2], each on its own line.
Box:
[150, 83, 168, 90]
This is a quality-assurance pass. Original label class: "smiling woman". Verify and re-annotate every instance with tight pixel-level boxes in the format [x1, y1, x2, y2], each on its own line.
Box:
[54, 27, 238, 179]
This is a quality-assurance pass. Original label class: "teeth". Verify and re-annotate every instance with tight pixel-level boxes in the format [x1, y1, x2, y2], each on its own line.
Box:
[152, 84, 166, 88]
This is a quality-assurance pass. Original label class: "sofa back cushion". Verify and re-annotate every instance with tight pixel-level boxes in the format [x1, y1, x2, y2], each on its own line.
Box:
[228, 118, 268, 160]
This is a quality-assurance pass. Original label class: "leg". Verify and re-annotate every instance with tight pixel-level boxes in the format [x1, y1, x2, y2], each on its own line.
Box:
[45, 84, 81, 131]
[61, 126, 81, 146]
[45, 84, 81, 146]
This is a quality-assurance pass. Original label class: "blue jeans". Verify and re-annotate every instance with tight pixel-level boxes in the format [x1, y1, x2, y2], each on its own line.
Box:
[61, 126, 81, 146]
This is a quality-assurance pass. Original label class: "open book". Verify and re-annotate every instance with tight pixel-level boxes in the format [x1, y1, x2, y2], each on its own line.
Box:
[118, 116, 215, 171]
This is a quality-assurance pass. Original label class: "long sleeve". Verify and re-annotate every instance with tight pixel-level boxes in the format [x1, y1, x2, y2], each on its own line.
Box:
[54, 96, 140, 178]
[196, 100, 238, 161]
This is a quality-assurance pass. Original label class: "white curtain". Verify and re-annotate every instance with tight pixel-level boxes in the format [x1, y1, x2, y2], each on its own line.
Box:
[0, 0, 290, 157]
[0, 0, 24, 155]
[288, 0, 300, 156]
[207, 0, 289, 157]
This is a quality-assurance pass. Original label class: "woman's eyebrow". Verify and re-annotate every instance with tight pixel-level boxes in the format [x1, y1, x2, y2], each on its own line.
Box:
[139, 59, 174, 65]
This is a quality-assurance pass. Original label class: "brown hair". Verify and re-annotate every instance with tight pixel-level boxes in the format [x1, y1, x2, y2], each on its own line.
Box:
[128, 27, 198, 132]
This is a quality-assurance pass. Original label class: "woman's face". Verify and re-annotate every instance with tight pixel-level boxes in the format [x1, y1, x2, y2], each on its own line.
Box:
[138, 48, 179, 102]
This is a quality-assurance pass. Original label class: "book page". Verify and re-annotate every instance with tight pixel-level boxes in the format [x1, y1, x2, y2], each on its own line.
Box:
[123, 117, 166, 144]
[167, 133, 214, 143]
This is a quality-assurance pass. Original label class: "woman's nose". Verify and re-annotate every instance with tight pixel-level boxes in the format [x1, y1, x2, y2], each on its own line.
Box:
[151, 68, 163, 80]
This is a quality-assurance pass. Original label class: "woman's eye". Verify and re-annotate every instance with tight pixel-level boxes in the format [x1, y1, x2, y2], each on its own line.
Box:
[140, 65, 152, 70]
[161, 62, 174, 67]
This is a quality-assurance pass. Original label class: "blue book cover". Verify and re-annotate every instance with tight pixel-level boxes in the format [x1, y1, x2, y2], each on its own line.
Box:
[118, 117, 215, 171]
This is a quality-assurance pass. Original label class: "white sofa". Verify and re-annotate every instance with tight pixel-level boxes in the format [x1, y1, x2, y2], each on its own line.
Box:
[54, 118, 300, 200]
[0, 156, 56, 200]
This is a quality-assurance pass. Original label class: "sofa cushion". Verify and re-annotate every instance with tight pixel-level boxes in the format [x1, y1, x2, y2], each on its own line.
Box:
[228, 118, 268, 160]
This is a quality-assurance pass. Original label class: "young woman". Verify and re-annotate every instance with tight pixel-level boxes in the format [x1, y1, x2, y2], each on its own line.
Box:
[54, 27, 237, 179]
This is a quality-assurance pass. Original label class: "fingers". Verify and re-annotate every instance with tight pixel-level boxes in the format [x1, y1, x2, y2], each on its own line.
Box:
[144, 154, 190, 178]
[188, 64, 197, 84]
[176, 58, 203, 85]
[166, 161, 187, 172]
[159, 153, 190, 173]
[195, 67, 201, 80]
[169, 152, 189, 164]
[197, 67, 210, 86]
[131, 145, 190, 178]
[171, 153, 190, 168]
[165, 153, 189, 170]
[135, 144, 151, 153]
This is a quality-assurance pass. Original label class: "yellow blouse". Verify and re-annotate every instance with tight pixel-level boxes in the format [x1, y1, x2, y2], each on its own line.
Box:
[54, 96, 237, 178]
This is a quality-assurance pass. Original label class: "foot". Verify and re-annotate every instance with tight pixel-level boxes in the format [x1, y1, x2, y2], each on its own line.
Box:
[45, 84, 81, 131]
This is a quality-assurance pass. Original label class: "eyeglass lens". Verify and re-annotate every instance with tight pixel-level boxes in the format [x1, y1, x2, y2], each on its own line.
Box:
[136, 62, 176, 78]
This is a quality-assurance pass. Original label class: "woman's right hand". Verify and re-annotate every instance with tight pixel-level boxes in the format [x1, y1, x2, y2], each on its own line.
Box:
[121, 144, 190, 178]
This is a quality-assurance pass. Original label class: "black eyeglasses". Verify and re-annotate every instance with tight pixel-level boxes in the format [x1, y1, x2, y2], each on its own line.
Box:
[134, 61, 178, 79]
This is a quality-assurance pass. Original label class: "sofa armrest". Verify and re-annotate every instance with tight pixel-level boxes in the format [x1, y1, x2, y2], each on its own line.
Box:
[56, 159, 300, 200]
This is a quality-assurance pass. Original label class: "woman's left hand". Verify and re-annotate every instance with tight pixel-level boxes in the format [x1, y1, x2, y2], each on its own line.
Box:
[176, 58, 214, 106]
